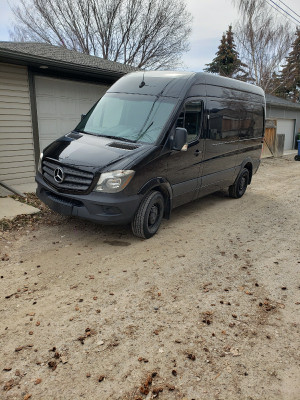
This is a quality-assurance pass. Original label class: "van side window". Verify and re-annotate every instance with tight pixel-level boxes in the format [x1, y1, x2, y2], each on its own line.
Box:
[239, 104, 264, 139]
[240, 108, 254, 139]
[253, 104, 264, 137]
[176, 100, 202, 142]
[208, 100, 240, 141]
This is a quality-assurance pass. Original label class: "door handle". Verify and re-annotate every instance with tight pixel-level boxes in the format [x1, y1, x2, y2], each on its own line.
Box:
[194, 149, 201, 156]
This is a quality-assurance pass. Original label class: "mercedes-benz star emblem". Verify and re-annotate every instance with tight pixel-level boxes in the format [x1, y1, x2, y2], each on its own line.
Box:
[54, 167, 64, 183]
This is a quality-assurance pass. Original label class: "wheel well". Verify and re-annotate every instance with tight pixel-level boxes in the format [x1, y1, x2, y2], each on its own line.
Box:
[244, 162, 253, 184]
[151, 185, 171, 219]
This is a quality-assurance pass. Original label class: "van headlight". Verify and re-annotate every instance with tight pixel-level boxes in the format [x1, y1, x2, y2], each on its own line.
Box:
[38, 152, 43, 173]
[94, 170, 135, 193]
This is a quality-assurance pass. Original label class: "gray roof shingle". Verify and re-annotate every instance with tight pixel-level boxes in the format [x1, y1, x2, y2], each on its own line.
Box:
[266, 93, 300, 110]
[0, 41, 137, 77]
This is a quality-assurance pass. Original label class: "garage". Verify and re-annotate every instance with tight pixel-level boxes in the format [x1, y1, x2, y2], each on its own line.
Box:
[276, 119, 295, 151]
[35, 76, 108, 151]
[0, 41, 135, 195]
[266, 94, 300, 152]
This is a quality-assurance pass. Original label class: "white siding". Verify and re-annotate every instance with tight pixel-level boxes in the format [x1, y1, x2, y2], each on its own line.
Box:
[0, 63, 35, 191]
[35, 76, 109, 151]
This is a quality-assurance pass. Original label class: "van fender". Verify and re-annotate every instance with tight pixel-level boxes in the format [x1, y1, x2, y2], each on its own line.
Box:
[237, 158, 253, 184]
[138, 177, 173, 219]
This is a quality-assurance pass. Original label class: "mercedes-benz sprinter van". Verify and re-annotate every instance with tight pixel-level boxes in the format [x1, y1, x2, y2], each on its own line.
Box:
[36, 71, 265, 238]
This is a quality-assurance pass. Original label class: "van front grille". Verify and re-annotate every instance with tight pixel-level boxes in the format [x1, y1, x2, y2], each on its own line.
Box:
[42, 159, 94, 193]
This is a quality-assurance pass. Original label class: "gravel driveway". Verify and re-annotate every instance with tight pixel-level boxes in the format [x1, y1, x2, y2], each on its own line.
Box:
[1, 155, 300, 400]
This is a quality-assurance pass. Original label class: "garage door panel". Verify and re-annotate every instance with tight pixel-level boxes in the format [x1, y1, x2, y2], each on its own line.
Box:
[76, 99, 97, 114]
[276, 119, 295, 150]
[37, 97, 56, 115]
[35, 76, 109, 150]
[57, 98, 77, 115]
[35, 78, 56, 96]
[60, 118, 79, 131]
[38, 118, 59, 133]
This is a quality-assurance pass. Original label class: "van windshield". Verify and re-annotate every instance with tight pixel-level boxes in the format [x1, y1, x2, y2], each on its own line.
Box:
[75, 93, 177, 144]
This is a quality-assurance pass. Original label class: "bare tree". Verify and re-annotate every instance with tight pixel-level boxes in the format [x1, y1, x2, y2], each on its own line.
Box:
[232, 0, 293, 93]
[9, 0, 192, 70]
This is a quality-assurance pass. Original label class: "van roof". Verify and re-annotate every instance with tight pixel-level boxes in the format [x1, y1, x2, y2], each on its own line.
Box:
[108, 71, 265, 98]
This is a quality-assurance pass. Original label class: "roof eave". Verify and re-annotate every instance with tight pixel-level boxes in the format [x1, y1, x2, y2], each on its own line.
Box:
[0, 48, 126, 80]
[266, 95, 300, 111]
[267, 101, 300, 111]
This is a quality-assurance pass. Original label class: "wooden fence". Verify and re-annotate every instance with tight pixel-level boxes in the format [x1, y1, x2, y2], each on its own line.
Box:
[262, 119, 277, 158]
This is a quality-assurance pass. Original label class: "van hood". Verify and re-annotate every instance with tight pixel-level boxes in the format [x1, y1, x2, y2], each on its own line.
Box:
[43, 132, 154, 171]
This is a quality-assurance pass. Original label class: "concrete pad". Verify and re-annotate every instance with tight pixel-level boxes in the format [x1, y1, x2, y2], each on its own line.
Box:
[283, 150, 297, 156]
[0, 180, 36, 197]
[0, 198, 40, 220]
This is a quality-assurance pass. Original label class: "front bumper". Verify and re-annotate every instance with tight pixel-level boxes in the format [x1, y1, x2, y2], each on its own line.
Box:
[35, 174, 142, 225]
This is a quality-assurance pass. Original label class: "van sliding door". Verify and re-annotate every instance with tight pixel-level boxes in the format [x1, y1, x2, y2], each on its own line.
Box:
[201, 98, 240, 191]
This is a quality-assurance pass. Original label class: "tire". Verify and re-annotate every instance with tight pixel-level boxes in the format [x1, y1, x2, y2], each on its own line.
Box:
[131, 190, 164, 239]
[229, 168, 249, 199]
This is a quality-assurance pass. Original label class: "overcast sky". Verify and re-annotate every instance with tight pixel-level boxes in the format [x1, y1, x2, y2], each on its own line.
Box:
[0, 0, 299, 71]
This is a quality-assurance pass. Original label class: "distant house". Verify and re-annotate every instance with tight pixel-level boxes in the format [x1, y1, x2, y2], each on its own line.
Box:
[0, 42, 136, 194]
[266, 94, 300, 151]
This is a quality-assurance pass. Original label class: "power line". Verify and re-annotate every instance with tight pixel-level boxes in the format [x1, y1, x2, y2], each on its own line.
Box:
[276, 0, 300, 19]
[267, 0, 300, 25]
[268, 0, 300, 24]
[265, 0, 297, 24]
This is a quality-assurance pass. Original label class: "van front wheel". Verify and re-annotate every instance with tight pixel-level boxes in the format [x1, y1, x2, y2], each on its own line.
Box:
[229, 168, 249, 199]
[131, 191, 164, 239]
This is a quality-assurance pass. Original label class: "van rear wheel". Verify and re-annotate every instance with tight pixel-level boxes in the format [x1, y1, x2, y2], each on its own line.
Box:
[229, 168, 249, 198]
[131, 190, 164, 239]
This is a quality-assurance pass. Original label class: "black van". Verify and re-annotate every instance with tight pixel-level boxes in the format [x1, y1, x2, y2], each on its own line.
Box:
[36, 71, 265, 238]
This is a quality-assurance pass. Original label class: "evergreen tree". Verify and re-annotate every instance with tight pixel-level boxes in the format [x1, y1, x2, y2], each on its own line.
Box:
[277, 29, 300, 102]
[204, 26, 247, 79]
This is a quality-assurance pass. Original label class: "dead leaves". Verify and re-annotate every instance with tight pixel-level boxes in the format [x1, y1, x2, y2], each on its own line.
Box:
[203, 282, 212, 293]
[258, 299, 277, 312]
[202, 311, 213, 325]
[1, 253, 9, 261]
[48, 361, 57, 371]
[138, 357, 149, 363]
[187, 353, 196, 361]
[15, 344, 33, 352]
[3, 379, 15, 391]
[77, 327, 97, 344]
[5, 285, 37, 300]
[139, 372, 157, 395]
[47, 347, 69, 370]
[1, 193, 66, 232]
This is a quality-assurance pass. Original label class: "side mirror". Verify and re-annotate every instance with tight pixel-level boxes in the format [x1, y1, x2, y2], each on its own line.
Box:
[81, 114, 86, 121]
[172, 127, 188, 151]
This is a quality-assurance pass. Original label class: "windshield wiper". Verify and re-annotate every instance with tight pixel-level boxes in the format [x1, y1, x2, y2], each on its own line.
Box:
[100, 134, 135, 143]
[75, 129, 97, 136]
[75, 131, 134, 142]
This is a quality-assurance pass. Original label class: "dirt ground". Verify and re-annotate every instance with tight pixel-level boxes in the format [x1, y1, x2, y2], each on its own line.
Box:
[0, 155, 300, 400]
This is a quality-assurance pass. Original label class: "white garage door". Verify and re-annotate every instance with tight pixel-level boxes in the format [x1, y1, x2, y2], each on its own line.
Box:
[35, 76, 109, 151]
[276, 119, 295, 151]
